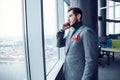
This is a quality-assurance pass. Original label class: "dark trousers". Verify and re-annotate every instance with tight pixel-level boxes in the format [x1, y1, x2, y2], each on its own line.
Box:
[55, 65, 65, 80]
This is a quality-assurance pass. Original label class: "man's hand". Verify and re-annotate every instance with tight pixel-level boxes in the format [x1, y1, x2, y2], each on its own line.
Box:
[61, 22, 71, 31]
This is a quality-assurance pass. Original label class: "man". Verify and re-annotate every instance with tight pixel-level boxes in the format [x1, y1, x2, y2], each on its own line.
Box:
[56, 7, 98, 80]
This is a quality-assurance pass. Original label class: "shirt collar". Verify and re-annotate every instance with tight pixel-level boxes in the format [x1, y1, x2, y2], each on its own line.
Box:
[72, 21, 83, 31]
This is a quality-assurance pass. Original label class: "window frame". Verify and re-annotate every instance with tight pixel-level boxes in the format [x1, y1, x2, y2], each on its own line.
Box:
[24, 0, 67, 80]
[46, 0, 66, 79]
[24, 0, 46, 80]
[99, 0, 120, 35]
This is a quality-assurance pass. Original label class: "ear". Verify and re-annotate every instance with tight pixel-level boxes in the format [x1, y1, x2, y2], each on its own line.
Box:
[77, 14, 81, 20]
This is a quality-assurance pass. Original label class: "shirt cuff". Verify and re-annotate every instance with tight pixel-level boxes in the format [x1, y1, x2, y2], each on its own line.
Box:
[59, 29, 65, 32]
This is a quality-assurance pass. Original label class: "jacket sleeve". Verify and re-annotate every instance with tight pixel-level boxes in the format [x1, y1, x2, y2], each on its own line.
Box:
[56, 30, 66, 48]
[81, 28, 98, 80]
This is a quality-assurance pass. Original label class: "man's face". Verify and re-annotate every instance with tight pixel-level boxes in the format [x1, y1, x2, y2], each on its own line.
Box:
[67, 10, 78, 26]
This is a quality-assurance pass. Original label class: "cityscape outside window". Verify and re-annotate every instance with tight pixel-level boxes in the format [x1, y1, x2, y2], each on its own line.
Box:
[0, 0, 27, 80]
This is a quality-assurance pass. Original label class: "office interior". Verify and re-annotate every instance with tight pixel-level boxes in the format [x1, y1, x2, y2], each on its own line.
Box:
[0, 0, 120, 80]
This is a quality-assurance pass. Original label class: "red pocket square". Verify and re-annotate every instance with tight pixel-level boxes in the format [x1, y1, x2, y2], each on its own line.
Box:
[72, 35, 80, 40]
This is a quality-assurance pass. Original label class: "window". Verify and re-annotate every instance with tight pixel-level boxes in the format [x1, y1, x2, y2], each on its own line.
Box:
[115, 23, 120, 34]
[0, 0, 27, 80]
[107, 6, 115, 34]
[43, 0, 59, 75]
[64, 1, 69, 36]
[106, 1, 120, 35]
[24, 0, 65, 80]
[115, 6, 120, 19]
[108, 7, 114, 19]
[108, 23, 114, 34]
[108, 0, 114, 6]
[64, 1, 69, 22]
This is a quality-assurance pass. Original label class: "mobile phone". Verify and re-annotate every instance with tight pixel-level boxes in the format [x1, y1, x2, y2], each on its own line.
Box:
[67, 23, 70, 27]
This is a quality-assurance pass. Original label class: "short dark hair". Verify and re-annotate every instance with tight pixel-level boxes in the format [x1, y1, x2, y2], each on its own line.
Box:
[68, 7, 83, 19]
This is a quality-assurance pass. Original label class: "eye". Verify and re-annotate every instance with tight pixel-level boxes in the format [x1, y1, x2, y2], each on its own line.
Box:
[69, 15, 72, 17]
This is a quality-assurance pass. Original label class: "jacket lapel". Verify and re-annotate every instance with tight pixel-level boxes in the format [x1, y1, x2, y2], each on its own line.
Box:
[65, 25, 85, 55]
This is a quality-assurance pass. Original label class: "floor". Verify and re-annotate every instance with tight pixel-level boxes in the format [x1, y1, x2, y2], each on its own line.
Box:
[99, 52, 120, 80]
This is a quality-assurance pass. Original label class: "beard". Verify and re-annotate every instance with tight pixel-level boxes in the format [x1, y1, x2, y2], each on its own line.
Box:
[71, 20, 79, 27]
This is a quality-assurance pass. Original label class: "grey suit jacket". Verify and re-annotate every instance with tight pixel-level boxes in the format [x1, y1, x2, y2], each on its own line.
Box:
[57, 25, 98, 80]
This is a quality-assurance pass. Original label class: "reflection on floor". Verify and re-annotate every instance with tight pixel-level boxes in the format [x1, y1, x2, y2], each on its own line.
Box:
[99, 52, 120, 80]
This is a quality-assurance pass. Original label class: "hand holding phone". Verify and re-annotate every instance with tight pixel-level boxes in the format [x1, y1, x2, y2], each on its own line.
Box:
[62, 22, 70, 31]
[67, 23, 70, 26]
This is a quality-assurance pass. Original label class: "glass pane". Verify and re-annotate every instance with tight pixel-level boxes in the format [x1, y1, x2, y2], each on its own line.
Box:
[64, 2, 68, 22]
[108, 23, 114, 34]
[43, 0, 59, 74]
[0, 0, 27, 80]
[108, 7, 114, 19]
[115, 6, 120, 19]
[115, 23, 120, 34]
[64, 1, 69, 36]
[108, 0, 114, 6]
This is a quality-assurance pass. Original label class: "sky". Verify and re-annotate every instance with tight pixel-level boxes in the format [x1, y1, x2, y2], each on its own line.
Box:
[43, 0, 57, 36]
[0, 0, 57, 38]
[0, 0, 23, 38]
[0, 0, 69, 38]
